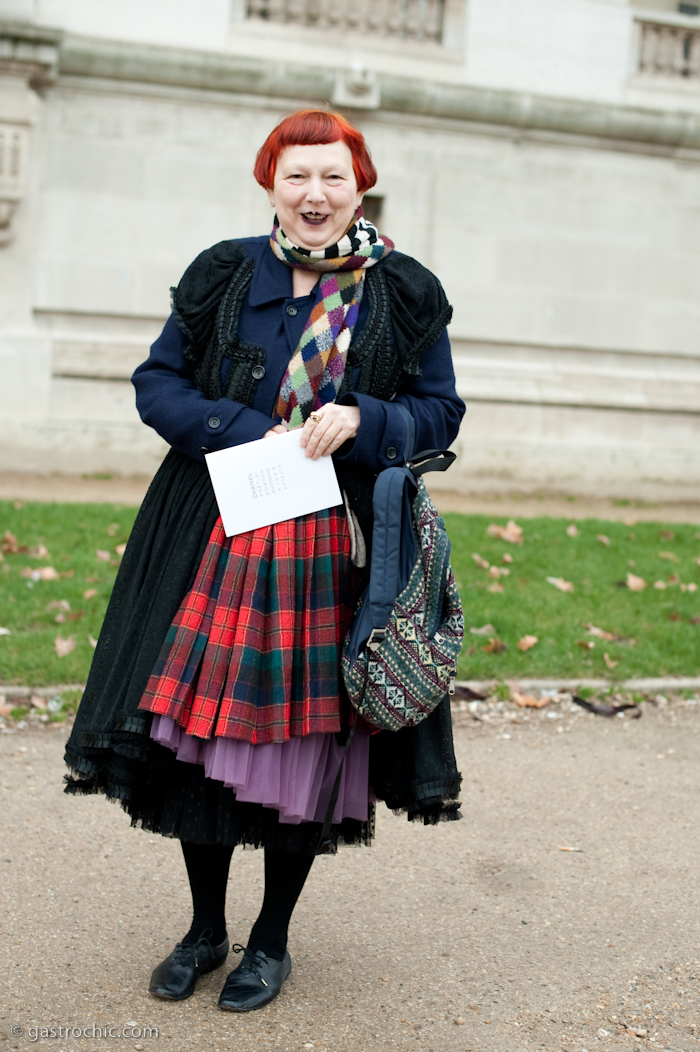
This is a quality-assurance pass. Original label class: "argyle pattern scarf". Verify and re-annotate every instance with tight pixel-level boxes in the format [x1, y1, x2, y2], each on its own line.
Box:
[272, 211, 394, 428]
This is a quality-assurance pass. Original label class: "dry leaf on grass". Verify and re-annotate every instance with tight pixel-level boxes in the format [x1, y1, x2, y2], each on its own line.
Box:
[471, 553, 489, 569]
[585, 623, 618, 641]
[30, 694, 47, 710]
[470, 624, 496, 636]
[547, 576, 574, 593]
[487, 519, 523, 544]
[106, 523, 119, 537]
[517, 635, 538, 651]
[659, 551, 680, 562]
[95, 549, 111, 562]
[626, 573, 646, 591]
[488, 566, 510, 578]
[83, 588, 97, 600]
[566, 523, 579, 537]
[653, 580, 667, 590]
[622, 517, 637, 527]
[1, 530, 27, 554]
[21, 566, 60, 581]
[576, 640, 595, 650]
[54, 634, 75, 657]
[46, 599, 70, 612]
[669, 611, 683, 621]
[502, 553, 513, 563]
[512, 690, 549, 708]
[667, 573, 680, 585]
[603, 652, 619, 669]
[681, 582, 698, 593]
[114, 543, 126, 557]
[482, 637, 506, 654]
[690, 616, 700, 625]
[659, 530, 674, 540]
[488, 581, 505, 593]
[597, 534, 611, 547]
[88, 635, 98, 648]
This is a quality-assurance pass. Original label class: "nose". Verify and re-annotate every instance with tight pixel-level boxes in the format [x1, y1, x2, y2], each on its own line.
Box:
[304, 176, 327, 206]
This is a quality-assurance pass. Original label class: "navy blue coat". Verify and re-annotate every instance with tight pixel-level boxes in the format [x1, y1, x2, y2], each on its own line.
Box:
[132, 236, 465, 468]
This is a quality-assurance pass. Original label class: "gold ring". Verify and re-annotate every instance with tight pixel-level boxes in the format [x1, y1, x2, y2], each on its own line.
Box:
[310, 412, 324, 424]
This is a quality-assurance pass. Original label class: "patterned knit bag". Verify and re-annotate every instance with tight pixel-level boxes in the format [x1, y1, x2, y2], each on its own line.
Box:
[341, 454, 464, 733]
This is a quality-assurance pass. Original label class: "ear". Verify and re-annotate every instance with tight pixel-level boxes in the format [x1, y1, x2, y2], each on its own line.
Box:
[356, 189, 365, 209]
[266, 186, 275, 207]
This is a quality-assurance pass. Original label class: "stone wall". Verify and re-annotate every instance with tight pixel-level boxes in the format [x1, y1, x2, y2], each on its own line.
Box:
[0, 1, 699, 498]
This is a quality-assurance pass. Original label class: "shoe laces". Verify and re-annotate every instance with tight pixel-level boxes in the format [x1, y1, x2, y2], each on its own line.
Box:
[231, 943, 269, 987]
[174, 927, 214, 968]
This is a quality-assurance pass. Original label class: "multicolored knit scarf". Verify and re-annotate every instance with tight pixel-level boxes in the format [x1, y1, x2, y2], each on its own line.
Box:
[272, 210, 394, 428]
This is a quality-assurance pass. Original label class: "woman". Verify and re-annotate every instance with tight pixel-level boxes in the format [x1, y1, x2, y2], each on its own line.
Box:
[64, 110, 465, 1012]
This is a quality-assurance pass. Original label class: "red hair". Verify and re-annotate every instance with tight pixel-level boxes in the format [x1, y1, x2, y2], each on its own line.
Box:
[254, 109, 377, 192]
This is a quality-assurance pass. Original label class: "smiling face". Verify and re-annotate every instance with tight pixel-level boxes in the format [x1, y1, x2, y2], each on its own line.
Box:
[266, 140, 364, 251]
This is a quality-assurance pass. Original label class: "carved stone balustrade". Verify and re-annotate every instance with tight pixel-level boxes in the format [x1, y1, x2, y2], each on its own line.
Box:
[638, 17, 700, 79]
[246, 0, 445, 43]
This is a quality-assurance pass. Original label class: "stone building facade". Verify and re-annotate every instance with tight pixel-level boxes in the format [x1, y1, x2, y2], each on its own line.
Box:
[0, 0, 699, 499]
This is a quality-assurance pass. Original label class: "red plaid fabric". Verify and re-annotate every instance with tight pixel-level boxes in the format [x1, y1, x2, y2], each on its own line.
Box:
[138, 507, 353, 745]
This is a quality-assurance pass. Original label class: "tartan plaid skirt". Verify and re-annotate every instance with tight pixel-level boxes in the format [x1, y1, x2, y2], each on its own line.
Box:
[137, 507, 354, 745]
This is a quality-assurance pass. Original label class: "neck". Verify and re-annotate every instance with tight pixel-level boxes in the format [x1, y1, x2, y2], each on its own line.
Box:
[292, 269, 320, 298]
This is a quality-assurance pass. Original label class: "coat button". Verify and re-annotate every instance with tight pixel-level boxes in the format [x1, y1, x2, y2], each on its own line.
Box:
[286, 304, 298, 317]
[251, 365, 265, 380]
[208, 417, 221, 429]
[386, 447, 398, 460]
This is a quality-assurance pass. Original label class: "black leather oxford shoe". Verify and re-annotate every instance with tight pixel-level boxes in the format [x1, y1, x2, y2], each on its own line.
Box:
[149, 930, 229, 1001]
[217, 944, 292, 1012]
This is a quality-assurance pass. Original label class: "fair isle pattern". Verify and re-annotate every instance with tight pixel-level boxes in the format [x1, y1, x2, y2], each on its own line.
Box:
[341, 478, 465, 733]
[276, 269, 364, 428]
[270, 211, 394, 273]
[272, 210, 394, 426]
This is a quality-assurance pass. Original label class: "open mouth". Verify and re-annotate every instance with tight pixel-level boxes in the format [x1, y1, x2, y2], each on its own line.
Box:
[300, 212, 330, 226]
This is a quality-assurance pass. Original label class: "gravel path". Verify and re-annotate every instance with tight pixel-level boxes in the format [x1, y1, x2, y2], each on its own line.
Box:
[2, 701, 700, 1052]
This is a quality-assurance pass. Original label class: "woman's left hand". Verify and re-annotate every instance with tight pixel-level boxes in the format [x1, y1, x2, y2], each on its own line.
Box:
[299, 403, 361, 460]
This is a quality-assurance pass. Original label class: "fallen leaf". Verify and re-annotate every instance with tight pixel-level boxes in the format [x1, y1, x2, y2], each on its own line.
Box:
[659, 530, 674, 540]
[471, 553, 489, 569]
[576, 640, 595, 650]
[30, 695, 47, 710]
[659, 551, 680, 562]
[54, 613, 65, 623]
[1, 530, 28, 554]
[66, 610, 84, 622]
[88, 635, 98, 648]
[512, 691, 548, 708]
[487, 519, 523, 544]
[470, 624, 496, 636]
[603, 652, 618, 669]
[626, 573, 646, 591]
[622, 517, 637, 526]
[597, 534, 611, 546]
[687, 583, 698, 593]
[60, 569, 74, 578]
[106, 523, 119, 537]
[668, 611, 682, 621]
[488, 565, 502, 578]
[653, 580, 667, 590]
[54, 635, 76, 657]
[28, 544, 50, 559]
[114, 543, 126, 557]
[0, 626, 11, 636]
[83, 588, 97, 600]
[547, 576, 574, 593]
[488, 581, 504, 593]
[517, 635, 538, 651]
[566, 523, 579, 537]
[690, 616, 700, 625]
[501, 553, 513, 563]
[667, 573, 680, 585]
[95, 549, 111, 562]
[46, 599, 70, 612]
[482, 637, 506, 654]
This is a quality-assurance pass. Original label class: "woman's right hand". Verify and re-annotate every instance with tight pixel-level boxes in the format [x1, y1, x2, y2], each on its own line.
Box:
[262, 424, 287, 439]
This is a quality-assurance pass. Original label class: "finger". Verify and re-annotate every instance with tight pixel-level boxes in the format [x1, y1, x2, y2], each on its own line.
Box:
[311, 422, 344, 459]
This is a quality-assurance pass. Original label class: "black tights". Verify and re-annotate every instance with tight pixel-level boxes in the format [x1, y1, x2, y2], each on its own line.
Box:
[180, 841, 315, 961]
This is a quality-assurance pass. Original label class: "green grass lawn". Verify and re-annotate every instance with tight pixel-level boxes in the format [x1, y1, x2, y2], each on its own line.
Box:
[0, 500, 699, 687]
[446, 512, 700, 680]
[0, 500, 137, 687]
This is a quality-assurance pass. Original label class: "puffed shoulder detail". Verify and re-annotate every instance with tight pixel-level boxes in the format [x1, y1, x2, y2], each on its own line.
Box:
[170, 239, 254, 353]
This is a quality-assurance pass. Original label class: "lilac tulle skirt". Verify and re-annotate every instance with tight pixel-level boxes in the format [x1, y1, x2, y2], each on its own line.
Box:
[150, 715, 372, 825]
